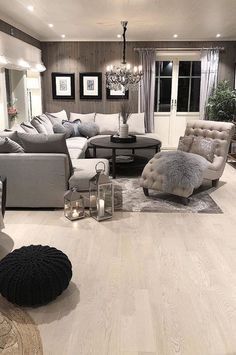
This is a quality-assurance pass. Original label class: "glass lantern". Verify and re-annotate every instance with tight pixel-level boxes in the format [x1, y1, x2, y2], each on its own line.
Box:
[64, 188, 85, 221]
[89, 162, 113, 221]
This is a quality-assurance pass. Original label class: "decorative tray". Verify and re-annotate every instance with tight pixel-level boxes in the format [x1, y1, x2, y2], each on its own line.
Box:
[110, 134, 137, 143]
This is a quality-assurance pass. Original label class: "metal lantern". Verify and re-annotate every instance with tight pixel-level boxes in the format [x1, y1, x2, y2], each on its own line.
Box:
[89, 162, 113, 221]
[64, 188, 85, 221]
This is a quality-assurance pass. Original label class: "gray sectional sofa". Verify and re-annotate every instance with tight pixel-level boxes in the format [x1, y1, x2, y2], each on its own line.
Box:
[0, 110, 158, 208]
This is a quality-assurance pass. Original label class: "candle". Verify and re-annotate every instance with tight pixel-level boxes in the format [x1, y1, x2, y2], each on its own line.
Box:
[98, 199, 105, 217]
[134, 66, 138, 73]
[138, 65, 142, 72]
[106, 65, 110, 72]
[72, 208, 79, 219]
[126, 63, 131, 70]
[90, 195, 97, 208]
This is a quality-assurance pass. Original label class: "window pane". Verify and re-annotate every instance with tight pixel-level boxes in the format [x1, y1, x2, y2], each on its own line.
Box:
[192, 61, 201, 76]
[155, 62, 159, 76]
[179, 61, 191, 76]
[177, 78, 189, 112]
[160, 61, 173, 76]
[190, 78, 200, 111]
[154, 78, 158, 112]
[158, 78, 172, 112]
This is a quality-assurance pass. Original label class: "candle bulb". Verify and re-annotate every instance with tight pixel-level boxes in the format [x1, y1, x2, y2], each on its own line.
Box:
[106, 65, 110, 72]
[98, 199, 105, 218]
[126, 63, 131, 70]
[134, 66, 138, 73]
[138, 65, 142, 72]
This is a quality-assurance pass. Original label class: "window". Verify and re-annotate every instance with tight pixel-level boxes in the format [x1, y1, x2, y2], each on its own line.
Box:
[177, 61, 201, 112]
[154, 61, 173, 112]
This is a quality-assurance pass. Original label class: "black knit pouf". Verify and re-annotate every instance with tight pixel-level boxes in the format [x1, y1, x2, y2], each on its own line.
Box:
[0, 245, 72, 307]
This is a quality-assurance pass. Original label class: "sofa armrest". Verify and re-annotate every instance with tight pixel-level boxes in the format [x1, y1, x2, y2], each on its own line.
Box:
[0, 153, 70, 207]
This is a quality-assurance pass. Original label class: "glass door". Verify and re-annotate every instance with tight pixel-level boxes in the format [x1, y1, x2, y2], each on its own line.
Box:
[154, 54, 201, 148]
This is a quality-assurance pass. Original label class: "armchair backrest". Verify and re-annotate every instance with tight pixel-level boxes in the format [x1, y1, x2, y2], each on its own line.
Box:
[184, 120, 235, 162]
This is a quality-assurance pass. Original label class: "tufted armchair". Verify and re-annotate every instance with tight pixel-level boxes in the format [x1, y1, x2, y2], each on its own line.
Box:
[184, 120, 235, 186]
[140, 120, 235, 202]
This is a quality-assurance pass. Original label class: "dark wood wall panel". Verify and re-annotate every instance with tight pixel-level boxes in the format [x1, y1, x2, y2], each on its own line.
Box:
[41, 40, 236, 115]
[0, 19, 41, 49]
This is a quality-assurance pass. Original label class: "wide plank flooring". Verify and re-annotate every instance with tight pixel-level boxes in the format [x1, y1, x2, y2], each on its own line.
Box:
[1, 163, 236, 355]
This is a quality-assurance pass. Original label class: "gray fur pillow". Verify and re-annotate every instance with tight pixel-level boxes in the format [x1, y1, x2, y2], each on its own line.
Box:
[0, 137, 24, 153]
[78, 122, 99, 138]
[62, 121, 79, 137]
[189, 137, 216, 163]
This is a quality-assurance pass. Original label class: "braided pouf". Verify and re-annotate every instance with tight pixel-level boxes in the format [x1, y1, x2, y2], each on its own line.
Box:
[0, 245, 72, 307]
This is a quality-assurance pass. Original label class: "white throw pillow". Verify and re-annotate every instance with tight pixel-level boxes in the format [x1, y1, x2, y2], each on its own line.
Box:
[127, 113, 145, 135]
[70, 112, 95, 123]
[46, 110, 68, 124]
[95, 113, 120, 135]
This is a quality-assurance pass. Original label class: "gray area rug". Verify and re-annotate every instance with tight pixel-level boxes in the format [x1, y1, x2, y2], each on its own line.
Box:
[114, 178, 222, 214]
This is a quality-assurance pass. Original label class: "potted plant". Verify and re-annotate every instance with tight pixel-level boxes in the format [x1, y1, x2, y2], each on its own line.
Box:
[206, 80, 236, 123]
[120, 101, 131, 138]
[8, 97, 18, 127]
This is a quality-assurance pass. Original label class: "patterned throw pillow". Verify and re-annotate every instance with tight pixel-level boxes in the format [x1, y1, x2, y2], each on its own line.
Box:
[62, 120, 81, 137]
[189, 137, 216, 163]
[178, 136, 194, 152]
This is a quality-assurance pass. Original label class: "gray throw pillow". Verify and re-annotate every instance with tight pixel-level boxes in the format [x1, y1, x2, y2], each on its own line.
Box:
[20, 122, 38, 134]
[0, 137, 24, 153]
[35, 114, 54, 134]
[0, 131, 19, 144]
[78, 122, 99, 138]
[62, 120, 81, 137]
[31, 117, 48, 134]
[53, 123, 71, 139]
[189, 137, 216, 163]
[178, 136, 194, 152]
[16, 132, 73, 176]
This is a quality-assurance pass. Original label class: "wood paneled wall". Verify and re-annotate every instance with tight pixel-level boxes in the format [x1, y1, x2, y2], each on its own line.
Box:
[41, 41, 236, 115]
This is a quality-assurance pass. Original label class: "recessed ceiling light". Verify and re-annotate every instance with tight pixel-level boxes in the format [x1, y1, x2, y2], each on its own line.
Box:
[173, 34, 178, 38]
[48, 24, 54, 28]
[27, 5, 34, 12]
[117, 34, 122, 38]
[61, 34, 66, 38]
[216, 33, 221, 38]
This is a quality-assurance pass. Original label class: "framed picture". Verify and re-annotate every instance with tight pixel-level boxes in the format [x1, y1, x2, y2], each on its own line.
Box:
[80, 72, 102, 100]
[51, 73, 75, 100]
[106, 86, 129, 100]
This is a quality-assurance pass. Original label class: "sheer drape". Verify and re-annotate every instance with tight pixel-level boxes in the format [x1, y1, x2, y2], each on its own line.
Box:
[139, 50, 156, 132]
[200, 49, 219, 119]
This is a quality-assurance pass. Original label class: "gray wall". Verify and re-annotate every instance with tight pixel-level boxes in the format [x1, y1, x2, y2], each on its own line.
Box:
[41, 41, 236, 115]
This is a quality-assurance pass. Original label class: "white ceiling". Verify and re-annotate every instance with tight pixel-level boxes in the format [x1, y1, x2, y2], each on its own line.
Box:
[0, 0, 236, 41]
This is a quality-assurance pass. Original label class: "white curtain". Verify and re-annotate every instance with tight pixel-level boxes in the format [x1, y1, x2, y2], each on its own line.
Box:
[200, 49, 220, 119]
[139, 50, 156, 132]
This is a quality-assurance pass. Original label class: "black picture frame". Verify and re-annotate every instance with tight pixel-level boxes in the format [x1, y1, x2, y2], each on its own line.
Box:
[80, 72, 102, 100]
[106, 87, 129, 100]
[51, 73, 75, 100]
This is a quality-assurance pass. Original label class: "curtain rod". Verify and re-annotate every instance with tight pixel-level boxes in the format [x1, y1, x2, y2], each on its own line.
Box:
[134, 47, 224, 51]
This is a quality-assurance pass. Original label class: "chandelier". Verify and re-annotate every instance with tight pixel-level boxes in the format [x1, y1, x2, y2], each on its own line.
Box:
[105, 21, 143, 91]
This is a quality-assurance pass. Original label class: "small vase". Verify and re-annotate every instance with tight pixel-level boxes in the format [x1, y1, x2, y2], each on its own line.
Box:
[120, 123, 129, 138]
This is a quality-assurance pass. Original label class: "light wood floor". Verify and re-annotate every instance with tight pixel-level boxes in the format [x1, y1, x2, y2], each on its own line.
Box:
[1, 163, 236, 355]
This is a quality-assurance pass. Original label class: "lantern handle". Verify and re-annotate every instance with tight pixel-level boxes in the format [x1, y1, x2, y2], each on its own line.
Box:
[95, 161, 105, 173]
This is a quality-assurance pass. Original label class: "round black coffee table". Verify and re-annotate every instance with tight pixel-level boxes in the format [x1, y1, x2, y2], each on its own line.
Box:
[90, 136, 161, 178]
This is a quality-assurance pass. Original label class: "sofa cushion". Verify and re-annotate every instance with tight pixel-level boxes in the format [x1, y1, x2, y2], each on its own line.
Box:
[8, 124, 26, 133]
[31, 117, 48, 134]
[46, 110, 68, 124]
[69, 158, 109, 191]
[66, 136, 88, 151]
[16, 132, 73, 176]
[0, 131, 19, 143]
[20, 122, 38, 134]
[128, 113, 145, 135]
[0, 137, 24, 153]
[95, 113, 119, 134]
[35, 114, 54, 134]
[53, 123, 71, 139]
[70, 112, 95, 123]
[189, 137, 216, 163]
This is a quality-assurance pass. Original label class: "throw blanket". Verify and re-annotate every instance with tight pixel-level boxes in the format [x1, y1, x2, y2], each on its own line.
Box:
[0, 181, 4, 230]
[149, 150, 208, 192]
